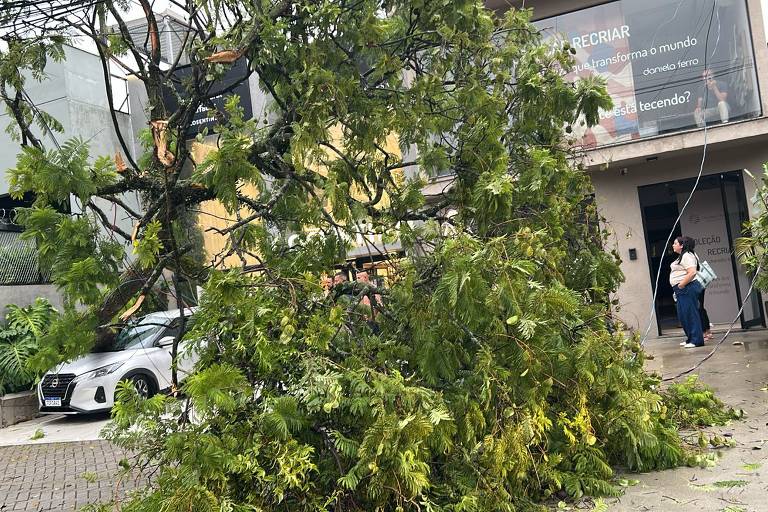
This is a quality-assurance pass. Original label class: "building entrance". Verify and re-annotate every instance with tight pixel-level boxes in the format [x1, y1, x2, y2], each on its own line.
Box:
[638, 171, 764, 335]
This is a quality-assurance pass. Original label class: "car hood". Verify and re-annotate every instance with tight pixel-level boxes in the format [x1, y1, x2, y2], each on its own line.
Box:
[47, 351, 137, 377]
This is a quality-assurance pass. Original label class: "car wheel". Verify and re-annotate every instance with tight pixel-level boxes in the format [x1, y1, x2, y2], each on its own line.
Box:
[131, 374, 154, 399]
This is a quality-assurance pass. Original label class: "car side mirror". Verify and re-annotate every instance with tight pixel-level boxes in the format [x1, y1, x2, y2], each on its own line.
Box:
[156, 336, 175, 347]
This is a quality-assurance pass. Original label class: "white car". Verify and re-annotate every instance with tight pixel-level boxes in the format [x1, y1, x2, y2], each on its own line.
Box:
[38, 308, 199, 414]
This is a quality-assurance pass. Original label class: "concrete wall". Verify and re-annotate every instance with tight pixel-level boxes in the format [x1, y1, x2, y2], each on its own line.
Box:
[0, 45, 141, 309]
[0, 285, 64, 316]
[591, 140, 767, 333]
[0, 390, 38, 427]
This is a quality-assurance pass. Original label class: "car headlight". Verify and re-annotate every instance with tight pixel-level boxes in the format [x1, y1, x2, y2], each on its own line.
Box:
[84, 361, 126, 380]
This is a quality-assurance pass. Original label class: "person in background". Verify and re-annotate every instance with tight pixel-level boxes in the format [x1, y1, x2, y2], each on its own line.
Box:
[330, 270, 354, 305]
[669, 236, 705, 348]
[355, 270, 382, 333]
[699, 290, 713, 341]
[355, 271, 382, 310]
[333, 271, 348, 286]
[694, 68, 729, 127]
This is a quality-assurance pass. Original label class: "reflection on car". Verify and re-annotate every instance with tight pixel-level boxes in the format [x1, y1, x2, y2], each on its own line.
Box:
[38, 308, 199, 414]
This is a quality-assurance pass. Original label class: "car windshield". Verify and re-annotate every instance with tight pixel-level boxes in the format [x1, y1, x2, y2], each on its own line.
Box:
[110, 320, 168, 351]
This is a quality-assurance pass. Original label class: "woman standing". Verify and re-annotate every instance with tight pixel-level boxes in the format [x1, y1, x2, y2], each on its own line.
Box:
[699, 290, 713, 341]
[670, 236, 705, 348]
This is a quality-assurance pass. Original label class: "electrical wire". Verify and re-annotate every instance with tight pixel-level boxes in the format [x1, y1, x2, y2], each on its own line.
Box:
[640, 0, 717, 346]
[20, 87, 61, 150]
[0, 0, 103, 34]
[0, 95, 65, 117]
[634, 1, 766, 384]
[662, 260, 764, 381]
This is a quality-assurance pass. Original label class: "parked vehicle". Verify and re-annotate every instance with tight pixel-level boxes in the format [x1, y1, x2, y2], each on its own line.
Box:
[38, 308, 199, 414]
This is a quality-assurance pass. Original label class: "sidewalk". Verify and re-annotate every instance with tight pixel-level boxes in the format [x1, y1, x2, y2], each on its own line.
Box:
[610, 329, 768, 511]
[0, 414, 132, 511]
[0, 413, 110, 447]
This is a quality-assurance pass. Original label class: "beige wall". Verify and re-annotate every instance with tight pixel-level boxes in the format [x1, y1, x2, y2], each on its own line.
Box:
[591, 141, 767, 335]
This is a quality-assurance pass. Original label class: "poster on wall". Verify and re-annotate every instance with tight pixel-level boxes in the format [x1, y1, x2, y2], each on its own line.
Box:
[535, 0, 761, 148]
[677, 188, 738, 325]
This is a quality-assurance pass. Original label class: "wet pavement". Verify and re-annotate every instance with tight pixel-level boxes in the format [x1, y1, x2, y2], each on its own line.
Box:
[609, 329, 768, 511]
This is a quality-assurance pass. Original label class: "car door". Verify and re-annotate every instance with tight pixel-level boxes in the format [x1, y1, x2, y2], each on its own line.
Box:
[143, 319, 180, 390]
[175, 316, 201, 380]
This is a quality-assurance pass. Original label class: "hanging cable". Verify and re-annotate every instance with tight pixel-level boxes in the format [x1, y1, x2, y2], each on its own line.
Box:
[640, 0, 718, 346]
[20, 87, 61, 150]
[634, 1, 767, 384]
[662, 259, 764, 381]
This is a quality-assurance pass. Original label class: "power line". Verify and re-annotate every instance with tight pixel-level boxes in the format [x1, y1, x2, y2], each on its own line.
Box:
[640, 0, 717, 347]
[662, 260, 764, 381]
[0, 0, 103, 34]
[635, 0, 761, 384]
[0, 95, 65, 118]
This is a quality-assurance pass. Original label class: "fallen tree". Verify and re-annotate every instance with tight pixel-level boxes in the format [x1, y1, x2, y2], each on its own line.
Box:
[0, 0, 723, 510]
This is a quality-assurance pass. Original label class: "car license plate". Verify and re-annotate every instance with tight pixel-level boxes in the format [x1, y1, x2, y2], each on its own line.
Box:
[44, 398, 61, 407]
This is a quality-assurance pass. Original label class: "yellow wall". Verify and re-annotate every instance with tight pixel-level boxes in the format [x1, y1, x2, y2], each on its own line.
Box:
[193, 127, 403, 270]
[191, 142, 262, 269]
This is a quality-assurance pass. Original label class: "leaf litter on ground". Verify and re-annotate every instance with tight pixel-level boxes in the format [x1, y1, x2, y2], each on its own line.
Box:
[689, 480, 749, 492]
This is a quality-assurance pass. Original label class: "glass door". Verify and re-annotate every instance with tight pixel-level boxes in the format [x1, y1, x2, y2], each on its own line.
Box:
[638, 170, 765, 335]
[721, 171, 764, 328]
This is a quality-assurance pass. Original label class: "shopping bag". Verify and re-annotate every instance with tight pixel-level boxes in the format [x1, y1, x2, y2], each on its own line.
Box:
[695, 260, 717, 288]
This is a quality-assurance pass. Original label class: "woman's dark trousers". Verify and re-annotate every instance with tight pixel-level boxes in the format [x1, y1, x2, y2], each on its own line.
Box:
[674, 280, 705, 346]
[699, 289, 710, 332]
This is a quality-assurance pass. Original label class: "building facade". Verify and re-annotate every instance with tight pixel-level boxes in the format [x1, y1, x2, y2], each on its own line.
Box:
[0, 45, 139, 312]
[488, 0, 768, 336]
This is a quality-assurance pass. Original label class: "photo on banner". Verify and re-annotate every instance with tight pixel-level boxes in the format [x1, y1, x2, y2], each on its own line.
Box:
[535, 0, 762, 148]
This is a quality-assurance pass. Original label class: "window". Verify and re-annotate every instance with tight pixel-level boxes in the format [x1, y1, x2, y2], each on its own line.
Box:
[110, 75, 130, 114]
[113, 321, 166, 351]
[535, 0, 762, 148]
[0, 193, 51, 285]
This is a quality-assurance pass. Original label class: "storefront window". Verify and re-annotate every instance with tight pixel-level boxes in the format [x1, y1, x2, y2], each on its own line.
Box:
[536, 0, 762, 148]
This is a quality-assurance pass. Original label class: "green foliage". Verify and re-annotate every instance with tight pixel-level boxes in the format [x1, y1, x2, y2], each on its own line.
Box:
[8, 138, 117, 205]
[81, 471, 99, 483]
[14, 206, 124, 307]
[27, 309, 96, 374]
[29, 428, 45, 440]
[133, 220, 164, 269]
[0, 36, 66, 141]
[737, 164, 768, 290]
[663, 375, 742, 429]
[79, 504, 114, 512]
[192, 94, 263, 212]
[3, 1, 738, 510]
[0, 298, 57, 395]
[690, 479, 749, 492]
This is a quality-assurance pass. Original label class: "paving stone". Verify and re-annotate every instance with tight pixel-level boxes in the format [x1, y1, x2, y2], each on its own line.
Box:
[0, 441, 142, 511]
